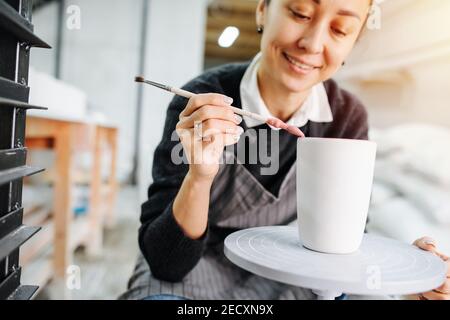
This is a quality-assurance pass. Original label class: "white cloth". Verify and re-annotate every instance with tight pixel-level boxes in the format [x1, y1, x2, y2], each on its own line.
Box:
[239, 52, 333, 129]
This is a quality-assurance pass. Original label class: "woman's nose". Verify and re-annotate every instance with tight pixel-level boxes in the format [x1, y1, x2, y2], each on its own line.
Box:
[297, 24, 326, 55]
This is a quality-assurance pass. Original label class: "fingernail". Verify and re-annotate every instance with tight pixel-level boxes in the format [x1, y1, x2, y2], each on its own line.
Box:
[224, 97, 233, 105]
[423, 237, 436, 246]
[236, 126, 244, 135]
[234, 115, 243, 124]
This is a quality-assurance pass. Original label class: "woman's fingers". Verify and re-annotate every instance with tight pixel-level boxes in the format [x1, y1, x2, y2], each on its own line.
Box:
[413, 237, 449, 263]
[221, 132, 244, 146]
[436, 251, 450, 262]
[180, 93, 234, 118]
[201, 131, 244, 145]
[176, 93, 241, 178]
[445, 259, 450, 277]
[200, 127, 245, 148]
[421, 290, 450, 300]
[178, 105, 241, 129]
[413, 237, 450, 276]
[188, 130, 243, 164]
[179, 119, 242, 140]
[179, 125, 243, 149]
[200, 119, 243, 138]
[412, 236, 450, 300]
[434, 278, 450, 295]
[176, 94, 243, 148]
[413, 236, 437, 252]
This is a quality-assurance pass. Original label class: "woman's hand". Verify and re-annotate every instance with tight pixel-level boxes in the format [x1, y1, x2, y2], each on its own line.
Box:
[411, 237, 450, 300]
[176, 93, 244, 181]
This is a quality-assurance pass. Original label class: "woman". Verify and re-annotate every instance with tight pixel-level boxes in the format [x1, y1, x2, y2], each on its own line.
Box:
[122, 0, 449, 300]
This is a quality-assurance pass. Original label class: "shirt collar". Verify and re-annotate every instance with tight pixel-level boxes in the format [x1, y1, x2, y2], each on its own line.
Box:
[239, 52, 333, 129]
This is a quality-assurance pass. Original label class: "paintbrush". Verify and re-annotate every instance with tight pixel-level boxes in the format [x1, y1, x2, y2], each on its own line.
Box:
[134, 76, 305, 138]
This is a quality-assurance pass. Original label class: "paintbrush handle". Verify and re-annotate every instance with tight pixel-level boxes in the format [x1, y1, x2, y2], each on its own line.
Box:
[229, 106, 267, 122]
[137, 77, 303, 137]
[170, 87, 268, 123]
[171, 87, 196, 99]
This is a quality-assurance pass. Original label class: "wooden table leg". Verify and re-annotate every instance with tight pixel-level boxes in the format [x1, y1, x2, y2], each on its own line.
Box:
[53, 124, 73, 299]
[105, 127, 118, 229]
[86, 126, 103, 257]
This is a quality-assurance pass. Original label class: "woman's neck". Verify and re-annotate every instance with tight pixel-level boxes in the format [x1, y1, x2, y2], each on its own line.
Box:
[257, 67, 310, 122]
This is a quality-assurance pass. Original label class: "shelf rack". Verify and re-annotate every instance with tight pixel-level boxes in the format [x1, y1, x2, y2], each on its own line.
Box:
[0, 0, 50, 300]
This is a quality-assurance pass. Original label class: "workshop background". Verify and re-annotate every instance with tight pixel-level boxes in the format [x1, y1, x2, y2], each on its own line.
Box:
[1, 0, 449, 299]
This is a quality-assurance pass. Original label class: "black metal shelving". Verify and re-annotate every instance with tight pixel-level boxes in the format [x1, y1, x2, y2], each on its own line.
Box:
[0, 0, 50, 300]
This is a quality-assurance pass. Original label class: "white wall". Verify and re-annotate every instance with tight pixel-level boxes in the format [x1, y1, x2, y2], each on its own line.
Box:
[137, 0, 208, 202]
[30, 2, 59, 75]
[31, 0, 143, 182]
[61, 0, 143, 182]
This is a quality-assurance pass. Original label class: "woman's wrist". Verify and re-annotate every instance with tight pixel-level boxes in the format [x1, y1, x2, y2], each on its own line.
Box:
[186, 169, 216, 186]
[172, 170, 214, 240]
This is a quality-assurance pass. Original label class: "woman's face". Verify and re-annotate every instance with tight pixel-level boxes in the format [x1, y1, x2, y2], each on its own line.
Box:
[257, 0, 371, 93]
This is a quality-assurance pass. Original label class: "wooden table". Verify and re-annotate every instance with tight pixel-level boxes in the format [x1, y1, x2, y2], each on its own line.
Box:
[22, 115, 118, 296]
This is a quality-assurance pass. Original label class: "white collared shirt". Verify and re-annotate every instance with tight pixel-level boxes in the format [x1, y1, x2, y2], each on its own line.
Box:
[239, 52, 333, 129]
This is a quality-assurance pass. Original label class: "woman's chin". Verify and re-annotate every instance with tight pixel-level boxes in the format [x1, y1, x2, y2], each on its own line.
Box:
[281, 76, 316, 93]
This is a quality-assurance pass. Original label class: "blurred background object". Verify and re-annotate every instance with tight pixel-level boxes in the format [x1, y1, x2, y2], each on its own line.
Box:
[337, 0, 450, 128]
[204, 0, 261, 67]
[12, 0, 450, 299]
[0, 0, 49, 300]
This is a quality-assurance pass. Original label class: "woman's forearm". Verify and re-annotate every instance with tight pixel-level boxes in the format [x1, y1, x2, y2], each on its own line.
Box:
[173, 171, 214, 240]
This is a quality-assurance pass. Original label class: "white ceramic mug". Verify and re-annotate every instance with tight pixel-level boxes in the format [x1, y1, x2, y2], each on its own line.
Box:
[296, 138, 377, 254]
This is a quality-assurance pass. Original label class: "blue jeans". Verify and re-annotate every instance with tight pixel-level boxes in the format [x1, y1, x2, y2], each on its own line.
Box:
[143, 294, 189, 300]
[335, 294, 348, 300]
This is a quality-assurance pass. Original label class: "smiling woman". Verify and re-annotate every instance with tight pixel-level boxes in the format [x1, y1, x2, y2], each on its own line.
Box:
[121, 0, 448, 301]
[256, 0, 372, 120]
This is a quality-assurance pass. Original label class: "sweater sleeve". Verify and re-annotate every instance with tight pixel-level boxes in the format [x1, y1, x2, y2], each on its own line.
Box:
[138, 79, 217, 282]
[342, 102, 369, 141]
[323, 79, 370, 141]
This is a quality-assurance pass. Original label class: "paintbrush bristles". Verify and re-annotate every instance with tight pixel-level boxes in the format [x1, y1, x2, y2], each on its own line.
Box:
[135, 76, 145, 83]
[135, 76, 173, 92]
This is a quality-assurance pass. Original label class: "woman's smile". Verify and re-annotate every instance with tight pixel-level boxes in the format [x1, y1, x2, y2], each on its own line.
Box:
[282, 51, 322, 76]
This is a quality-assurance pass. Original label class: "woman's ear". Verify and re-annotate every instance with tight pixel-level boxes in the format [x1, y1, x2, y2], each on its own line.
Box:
[255, 0, 266, 29]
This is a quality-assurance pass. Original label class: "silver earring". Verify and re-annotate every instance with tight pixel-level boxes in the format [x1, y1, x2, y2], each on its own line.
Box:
[257, 26, 264, 34]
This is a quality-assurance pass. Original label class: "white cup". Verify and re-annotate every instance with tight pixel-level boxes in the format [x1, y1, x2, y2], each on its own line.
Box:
[296, 138, 377, 254]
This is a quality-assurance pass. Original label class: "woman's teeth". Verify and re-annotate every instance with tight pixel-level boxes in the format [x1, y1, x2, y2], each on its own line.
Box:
[284, 53, 315, 71]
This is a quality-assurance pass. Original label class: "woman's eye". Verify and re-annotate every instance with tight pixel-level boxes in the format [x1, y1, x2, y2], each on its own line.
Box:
[291, 9, 311, 21]
[332, 28, 347, 37]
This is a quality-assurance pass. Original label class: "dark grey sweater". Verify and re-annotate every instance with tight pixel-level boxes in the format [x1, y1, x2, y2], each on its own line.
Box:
[138, 62, 369, 284]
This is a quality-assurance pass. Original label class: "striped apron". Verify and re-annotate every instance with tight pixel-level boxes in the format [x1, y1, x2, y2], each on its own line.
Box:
[120, 150, 316, 300]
